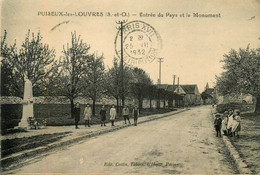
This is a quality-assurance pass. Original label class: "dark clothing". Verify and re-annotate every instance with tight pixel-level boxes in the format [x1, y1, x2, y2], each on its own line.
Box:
[74, 107, 81, 121]
[133, 109, 138, 118]
[214, 117, 222, 137]
[100, 109, 106, 121]
[133, 109, 139, 126]
[215, 125, 221, 137]
[85, 120, 90, 127]
[123, 115, 131, 124]
[134, 117, 138, 126]
[214, 118, 222, 126]
[74, 107, 80, 128]
[100, 109, 106, 126]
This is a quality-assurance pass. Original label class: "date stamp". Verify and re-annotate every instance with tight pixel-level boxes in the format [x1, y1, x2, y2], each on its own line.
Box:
[115, 20, 162, 64]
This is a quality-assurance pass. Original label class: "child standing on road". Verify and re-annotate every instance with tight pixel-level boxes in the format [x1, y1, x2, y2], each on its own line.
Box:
[221, 111, 229, 136]
[122, 106, 131, 124]
[231, 110, 241, 137]
[100, 105, 106, 126]
[227, 109, 234, 136]
[74, 102, 81, 129]
[132, 105, 139, 126]
[84, 104, 92, 127]
[214, 113, 222, 137]
[110, 105, 116, 126]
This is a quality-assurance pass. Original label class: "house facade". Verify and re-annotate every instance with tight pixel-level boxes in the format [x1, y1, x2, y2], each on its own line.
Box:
[159, 84, 202, 107]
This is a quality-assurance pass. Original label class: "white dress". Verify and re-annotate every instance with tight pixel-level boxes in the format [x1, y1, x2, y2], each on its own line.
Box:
[227, 115, 234, 129]
[84, 107, 92, 120]
[110, 108, 116, 120]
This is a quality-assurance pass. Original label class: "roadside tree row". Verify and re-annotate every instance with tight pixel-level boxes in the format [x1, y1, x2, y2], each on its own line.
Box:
[1, 30, 177, 117]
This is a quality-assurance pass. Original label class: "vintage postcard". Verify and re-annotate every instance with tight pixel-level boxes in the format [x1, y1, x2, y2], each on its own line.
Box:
[1, 0, 260, 174]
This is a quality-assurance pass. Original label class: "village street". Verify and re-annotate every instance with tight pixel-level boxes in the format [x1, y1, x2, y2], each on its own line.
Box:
[13, 106, 236, 174]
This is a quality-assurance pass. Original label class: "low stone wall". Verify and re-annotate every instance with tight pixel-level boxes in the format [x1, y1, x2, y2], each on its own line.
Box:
[1, 104, 109, 130]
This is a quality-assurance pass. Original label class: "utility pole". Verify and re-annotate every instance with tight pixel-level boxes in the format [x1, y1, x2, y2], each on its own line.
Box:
[173, 75, 176, 86]
[158, 58, 164, 85]
[156, 58, 163, 109]
[177, 77, 180, 94]
[177, 77, 180, 107]
[171, 74, 176, 108]
[116, 20, 127, 110]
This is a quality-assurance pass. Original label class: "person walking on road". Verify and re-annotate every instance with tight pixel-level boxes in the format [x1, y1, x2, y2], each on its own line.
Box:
[214, 113, 222, 137]
[110, 105, 116, 126]
[221, 111, 229, 136]
[122, 106, 131, 124]
[132, 105, 139, 126]
[100, 105, 106, 126]
[231, 109, 241, 137]
[84, 104, 92, 127]
[74, 102, 81, 129]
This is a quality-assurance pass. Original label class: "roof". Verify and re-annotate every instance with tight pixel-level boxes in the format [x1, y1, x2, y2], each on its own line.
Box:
[158, 84, 199, 95]
[181, 85, 199, 94]
[204, 88, 215, 94]
[157, 84, 168, 90]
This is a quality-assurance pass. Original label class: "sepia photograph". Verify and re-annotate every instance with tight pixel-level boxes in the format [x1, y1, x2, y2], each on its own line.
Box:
[0, 0, 260, 174]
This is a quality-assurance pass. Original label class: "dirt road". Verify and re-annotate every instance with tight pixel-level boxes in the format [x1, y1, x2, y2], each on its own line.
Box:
[13, 106, 236, 174]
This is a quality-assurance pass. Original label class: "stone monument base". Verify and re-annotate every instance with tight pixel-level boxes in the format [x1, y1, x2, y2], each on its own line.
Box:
[17, 118, 29, 130]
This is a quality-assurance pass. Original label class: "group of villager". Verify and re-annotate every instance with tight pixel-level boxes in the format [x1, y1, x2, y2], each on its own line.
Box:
[214, 108, 241, 138]
[73, 103, 140, 129]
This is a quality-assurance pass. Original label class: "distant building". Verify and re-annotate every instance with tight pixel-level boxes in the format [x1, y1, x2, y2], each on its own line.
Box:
[201, 83, 216, 105]
[159, 84, 202, 107]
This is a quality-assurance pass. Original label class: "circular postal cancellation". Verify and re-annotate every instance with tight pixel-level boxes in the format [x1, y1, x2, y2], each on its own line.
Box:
[115, 20, 162, 64]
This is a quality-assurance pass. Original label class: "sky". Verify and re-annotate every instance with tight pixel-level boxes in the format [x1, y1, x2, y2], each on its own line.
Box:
[1, 0, 260, 93]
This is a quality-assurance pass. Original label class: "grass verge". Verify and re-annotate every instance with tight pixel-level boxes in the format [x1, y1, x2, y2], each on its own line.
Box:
[228, 112, 260, 174]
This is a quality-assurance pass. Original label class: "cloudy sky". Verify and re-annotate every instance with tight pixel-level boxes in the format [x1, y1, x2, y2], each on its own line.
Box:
[1, 0, 260, 92]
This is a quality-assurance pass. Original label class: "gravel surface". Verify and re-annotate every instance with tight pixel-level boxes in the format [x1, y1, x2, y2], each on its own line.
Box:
[11, 106, 236, 174]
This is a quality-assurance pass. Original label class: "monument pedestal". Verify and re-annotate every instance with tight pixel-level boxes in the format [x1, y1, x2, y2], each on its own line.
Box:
[18, 101, 34, 130]
[18, 118, 30, 130]
[16, 78, 34, 130]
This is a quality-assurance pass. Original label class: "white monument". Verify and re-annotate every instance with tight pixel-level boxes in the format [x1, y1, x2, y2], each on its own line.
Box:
[18, 77, 34, 129]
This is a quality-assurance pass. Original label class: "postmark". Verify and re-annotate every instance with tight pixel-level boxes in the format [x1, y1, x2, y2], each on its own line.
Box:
[115, 20, 162, 64]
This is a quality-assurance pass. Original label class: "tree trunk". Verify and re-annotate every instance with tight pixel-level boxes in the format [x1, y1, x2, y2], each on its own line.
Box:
[157, 92, 160, 109]
[163, 96, 166, 109]
[255, 96, 260, 114]
[70, 98, 74, 119]
[92, 99, 96, 116]
[149, 97, 152, 111]
[116, 97, 119, 114]
[122, 94, 125, 107]
[138, 98, 142, 112]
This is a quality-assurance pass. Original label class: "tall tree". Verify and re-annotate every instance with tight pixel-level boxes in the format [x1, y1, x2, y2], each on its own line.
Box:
[1, 30, 11, 96]
[131, 67, 152, 110]
[105, 57, 133, 113]
[83, 53, 105, 115]
[58, 31, 91, 117]
[216, 46, 260, 113]
[1, 30, 56, 97]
